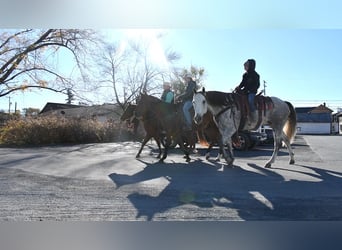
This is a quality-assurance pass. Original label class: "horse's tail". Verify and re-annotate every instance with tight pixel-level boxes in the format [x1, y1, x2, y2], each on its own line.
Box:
[283, 101, 297, 143]
[196, 128, 209, 147]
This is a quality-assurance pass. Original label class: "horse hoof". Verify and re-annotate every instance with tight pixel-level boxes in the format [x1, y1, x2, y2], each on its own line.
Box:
[159, 159, 164, 163]
[135, 154, 140, 158]
[265, 163, 272, 168]
[289, 159, 295, 165]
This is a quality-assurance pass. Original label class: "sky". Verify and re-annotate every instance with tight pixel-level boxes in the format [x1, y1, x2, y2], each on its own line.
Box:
[1, 0, 342, 113]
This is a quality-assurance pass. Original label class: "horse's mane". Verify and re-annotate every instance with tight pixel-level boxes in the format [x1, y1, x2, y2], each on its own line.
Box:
[205, 91, 234, 107]
[142, 93, 180, 109]
[141, 93, 161, 103]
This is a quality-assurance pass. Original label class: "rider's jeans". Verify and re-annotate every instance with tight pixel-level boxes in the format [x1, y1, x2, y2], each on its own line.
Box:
[248, 93, 256, 112]
[183, 100, 193, 127]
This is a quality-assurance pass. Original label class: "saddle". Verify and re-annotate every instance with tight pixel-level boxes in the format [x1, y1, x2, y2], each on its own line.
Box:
[234, 92, 274, 130]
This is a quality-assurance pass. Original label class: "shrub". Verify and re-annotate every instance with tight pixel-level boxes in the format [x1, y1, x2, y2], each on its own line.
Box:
[0, 115, 134, 146]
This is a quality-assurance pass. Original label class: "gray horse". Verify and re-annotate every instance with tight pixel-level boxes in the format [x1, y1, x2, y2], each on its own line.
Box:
[192, 88, 297, 168]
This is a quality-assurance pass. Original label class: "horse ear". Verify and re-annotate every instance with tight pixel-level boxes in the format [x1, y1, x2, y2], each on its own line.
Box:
[202, 87, 206, 93]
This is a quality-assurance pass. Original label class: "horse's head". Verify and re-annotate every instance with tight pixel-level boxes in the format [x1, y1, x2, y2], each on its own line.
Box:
[120, 103, 136, 121]
[135, 93, 147, 119]
[192, 87, 208, 124]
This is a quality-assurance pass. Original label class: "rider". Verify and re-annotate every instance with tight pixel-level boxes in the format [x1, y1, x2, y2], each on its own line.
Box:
[160, 82, 174, 104]
[176, 73, 197, 131]
[235, 59, 260, 121]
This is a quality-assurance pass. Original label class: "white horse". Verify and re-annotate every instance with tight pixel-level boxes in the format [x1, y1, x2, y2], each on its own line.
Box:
[192, 88, 297, 168]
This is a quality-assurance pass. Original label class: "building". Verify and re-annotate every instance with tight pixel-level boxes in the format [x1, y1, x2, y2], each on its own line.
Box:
[39, 102, 122, 122]
[332, 110, 342, 134]
[295, 104, 334, 135]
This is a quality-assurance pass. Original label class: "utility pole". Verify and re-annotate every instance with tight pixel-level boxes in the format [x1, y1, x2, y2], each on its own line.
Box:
[7, 96, 12, 114]
[263, 80, 267, 95]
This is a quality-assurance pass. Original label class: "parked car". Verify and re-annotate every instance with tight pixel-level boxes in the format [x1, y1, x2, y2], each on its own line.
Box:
[259, 127, 274, 144]
[232, 130, 267, 151]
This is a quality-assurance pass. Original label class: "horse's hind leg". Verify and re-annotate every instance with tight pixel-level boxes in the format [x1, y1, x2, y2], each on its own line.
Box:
[281, 131, 295, 165]
[265, 132, 282, 168]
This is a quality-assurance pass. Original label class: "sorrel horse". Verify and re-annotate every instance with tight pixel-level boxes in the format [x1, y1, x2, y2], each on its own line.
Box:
[135, 93, 193, 162]
[120, 103, 163, 158]
[192, 88, 297, 168]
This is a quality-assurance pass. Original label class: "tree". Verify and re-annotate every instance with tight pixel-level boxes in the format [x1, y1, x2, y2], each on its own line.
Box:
[94, 32, 181, 109]
[23, 107, 40, 116]
[0, 29, 98, 99]
[171, 65, 206, 97]
[66, 88, 75, 104]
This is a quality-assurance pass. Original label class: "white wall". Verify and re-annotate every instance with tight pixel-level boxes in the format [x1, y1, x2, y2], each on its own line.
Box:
[296, 122, 331, 134]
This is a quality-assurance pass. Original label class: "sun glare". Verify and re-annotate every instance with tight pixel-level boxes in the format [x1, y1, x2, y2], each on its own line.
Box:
[123, 29, 169, 68]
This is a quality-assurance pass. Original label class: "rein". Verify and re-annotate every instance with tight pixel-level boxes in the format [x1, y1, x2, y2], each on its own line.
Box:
[213, 94, 236, 120]
[206, 93, 239, 132]
[214, 105, 233, 120]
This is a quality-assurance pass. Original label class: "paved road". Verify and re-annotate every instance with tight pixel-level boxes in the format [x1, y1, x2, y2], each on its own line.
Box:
[0, 135, 341, 221]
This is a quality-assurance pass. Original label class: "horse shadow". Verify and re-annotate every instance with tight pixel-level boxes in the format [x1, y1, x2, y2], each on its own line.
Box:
[108, 159, 342, 221]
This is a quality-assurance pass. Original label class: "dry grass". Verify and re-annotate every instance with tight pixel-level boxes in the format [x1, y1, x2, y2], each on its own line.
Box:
[0, 115, 134, 146]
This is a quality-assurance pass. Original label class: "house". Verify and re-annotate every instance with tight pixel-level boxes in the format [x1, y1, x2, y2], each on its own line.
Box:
[39, 102, 84, 114]
[295, 104, 334, 135]
[40, 102, 123, 123]
[332, 110, 342, 134]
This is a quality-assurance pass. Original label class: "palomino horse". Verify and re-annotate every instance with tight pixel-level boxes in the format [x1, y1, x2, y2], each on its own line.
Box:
[192, 88, 297, 168]
[120, 103, 163, 158]
[135, 93, 193, 162]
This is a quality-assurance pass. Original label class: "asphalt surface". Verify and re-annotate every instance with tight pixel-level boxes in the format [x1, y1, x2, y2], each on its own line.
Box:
[0, 135, 341, 221]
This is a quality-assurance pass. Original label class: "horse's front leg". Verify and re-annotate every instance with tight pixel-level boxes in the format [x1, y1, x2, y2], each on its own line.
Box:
[219, 136, 234, 166]
[214, 141, 223, 162]
[178, 137, 191, 162]
[159, 136, 171, 163]
[136, 135, 151, 158]
[154, 137, 162, 158]
[205, 142, 214, 160]
[224, 140, 235, 166]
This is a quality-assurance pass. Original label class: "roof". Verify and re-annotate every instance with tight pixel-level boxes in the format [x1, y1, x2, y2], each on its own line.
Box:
[295, 104, 333, 123]
[39, 103, 123, 120]
[40, 102, 85, 114]
[295, 105, 333, 114]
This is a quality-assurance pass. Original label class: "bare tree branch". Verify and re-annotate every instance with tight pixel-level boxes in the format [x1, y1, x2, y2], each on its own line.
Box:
[0, 29, 100, 101]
